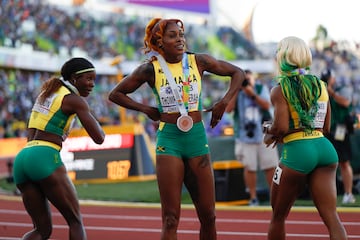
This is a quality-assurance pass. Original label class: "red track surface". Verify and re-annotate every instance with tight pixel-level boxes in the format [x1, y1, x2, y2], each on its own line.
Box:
[0, 195, 359, 240]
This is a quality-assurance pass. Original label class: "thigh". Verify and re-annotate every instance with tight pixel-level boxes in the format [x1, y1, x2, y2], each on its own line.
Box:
[17, 181, 52, 228]
[156, 155, 185, 215]
[308, 164, 338, 220]
[271, 164, 307, 217]
[39, 166, 82, 221]
[184, 154, 215, 215]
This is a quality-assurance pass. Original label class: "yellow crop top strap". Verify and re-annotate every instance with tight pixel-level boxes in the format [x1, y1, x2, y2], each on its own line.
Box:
[28, 85, 76, 140]
[152, 53, 203, 113]
[287, 80, 328, 130]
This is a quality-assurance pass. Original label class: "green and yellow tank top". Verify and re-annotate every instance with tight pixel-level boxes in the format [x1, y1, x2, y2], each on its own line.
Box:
[28, 85, 76, 139]
[151, 53, 202, 113]
[286, 80, 328, 130]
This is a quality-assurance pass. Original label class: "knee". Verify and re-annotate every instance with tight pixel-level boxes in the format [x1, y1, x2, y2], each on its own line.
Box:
[41, 228, 52, 239]
[271, 209, 288, 223]
[67, 215, 85, 229]
[163, 212, 179, 230]
[199, 211, 216, 227]
[32, 226, 52, 239]
[36, 220, 52, 239]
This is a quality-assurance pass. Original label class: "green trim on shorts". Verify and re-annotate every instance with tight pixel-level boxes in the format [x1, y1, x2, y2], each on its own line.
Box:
[156, 121, 209, 159]
[280, 137, 338, 174]
[13, 144, 63, 184]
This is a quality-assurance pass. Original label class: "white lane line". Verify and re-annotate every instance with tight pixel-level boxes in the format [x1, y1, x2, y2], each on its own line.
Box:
[1, 209, 359, 226]
[1, 222, 360, 239]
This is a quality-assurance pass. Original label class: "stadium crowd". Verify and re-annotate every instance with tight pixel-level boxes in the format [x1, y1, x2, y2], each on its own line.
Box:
[0, 0, 257, 60]
[1, 0, 360, 139]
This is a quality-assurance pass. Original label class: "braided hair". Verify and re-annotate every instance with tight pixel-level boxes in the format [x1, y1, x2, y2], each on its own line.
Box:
[275, 36, 322, 132]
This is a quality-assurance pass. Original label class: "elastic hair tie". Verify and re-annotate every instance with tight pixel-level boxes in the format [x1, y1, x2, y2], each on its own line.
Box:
[287, 68, 308, 76]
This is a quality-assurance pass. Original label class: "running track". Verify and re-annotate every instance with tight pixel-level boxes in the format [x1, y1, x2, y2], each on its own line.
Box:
[0, 195, 359, 239]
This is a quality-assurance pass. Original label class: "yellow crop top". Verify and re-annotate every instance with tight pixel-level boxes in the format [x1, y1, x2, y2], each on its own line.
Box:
[151, 53, 202, 113]
[28, 85, 76, 140]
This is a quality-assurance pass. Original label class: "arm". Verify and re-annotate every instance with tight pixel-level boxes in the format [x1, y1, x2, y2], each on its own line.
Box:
[62, 95, 105, 144]
[108, 63, 160, 121]
[323, 101, 332, 134]
[267, 85, 289, 138]
[243, 85, 271, 110]
[225, 92, 239, 113]
[327, 88, 351, 107]
[27, 128, 36, 141]
[196, 53, 245, 127]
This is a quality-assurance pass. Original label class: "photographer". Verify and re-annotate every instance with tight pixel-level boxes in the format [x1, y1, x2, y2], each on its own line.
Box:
[226, 69, 278, 206]
[321, 69, 356, 204]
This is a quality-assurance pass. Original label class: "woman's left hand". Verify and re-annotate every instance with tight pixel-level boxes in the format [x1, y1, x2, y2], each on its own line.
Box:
[204, 101, 226, 128]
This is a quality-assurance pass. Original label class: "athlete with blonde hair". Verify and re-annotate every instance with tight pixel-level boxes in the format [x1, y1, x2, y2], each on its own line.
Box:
[265, 36, 348, 240]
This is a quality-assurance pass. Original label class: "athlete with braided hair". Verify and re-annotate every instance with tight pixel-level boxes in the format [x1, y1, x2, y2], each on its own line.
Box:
[109, 18, 245, 240]
[13, 57, 105, 240]
[265, 36, 347, 240]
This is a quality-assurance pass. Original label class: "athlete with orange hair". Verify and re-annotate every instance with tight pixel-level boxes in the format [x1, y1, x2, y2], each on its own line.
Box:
[109, 18, 245, 240]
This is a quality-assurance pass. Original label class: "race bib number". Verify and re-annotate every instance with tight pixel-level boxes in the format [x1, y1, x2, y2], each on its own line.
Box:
[273, 166, 282, 185]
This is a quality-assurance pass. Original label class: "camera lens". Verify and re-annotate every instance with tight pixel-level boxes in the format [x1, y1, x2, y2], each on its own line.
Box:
[245, 121, 256, 138]
[247, 131, 254, 138]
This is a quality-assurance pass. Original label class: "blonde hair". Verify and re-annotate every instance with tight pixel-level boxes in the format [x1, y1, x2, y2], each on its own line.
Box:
[276, 36, 312, 75]
[276, 36, 322, 132]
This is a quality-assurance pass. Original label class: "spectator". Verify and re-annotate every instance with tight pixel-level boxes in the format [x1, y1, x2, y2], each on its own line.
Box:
[321, 68, 356, 204]
[226, 69, 278, 206]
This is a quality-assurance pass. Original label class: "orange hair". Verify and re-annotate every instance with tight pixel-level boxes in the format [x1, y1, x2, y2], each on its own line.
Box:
[143, 18, 185, 55]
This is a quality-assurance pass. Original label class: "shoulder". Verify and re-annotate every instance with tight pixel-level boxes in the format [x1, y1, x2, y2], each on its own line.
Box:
[270, 84, 283, 98]
[129, 61, 155, 80]
[62, 92, 89, 115]
[194, 53, 215, 65]
[193, 53, 223, 73]
[135, 61, 155, 75]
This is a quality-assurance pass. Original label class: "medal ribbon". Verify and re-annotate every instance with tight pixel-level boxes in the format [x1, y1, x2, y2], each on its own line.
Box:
[182, 53, 190, 111]
[153, 52, 188, 116]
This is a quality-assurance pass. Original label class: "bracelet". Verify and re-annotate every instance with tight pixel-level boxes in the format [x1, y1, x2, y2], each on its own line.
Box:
[251, 94, 257, 100]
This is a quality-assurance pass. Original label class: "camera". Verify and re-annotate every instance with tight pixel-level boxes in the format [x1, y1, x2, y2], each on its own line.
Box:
[320, 69, 333, 83]
[245, 121, 257, 138]
[242, 78, 249, 87]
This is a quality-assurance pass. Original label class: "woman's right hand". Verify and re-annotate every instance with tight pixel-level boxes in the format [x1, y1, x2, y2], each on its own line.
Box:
[144, 106, 161, 121]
